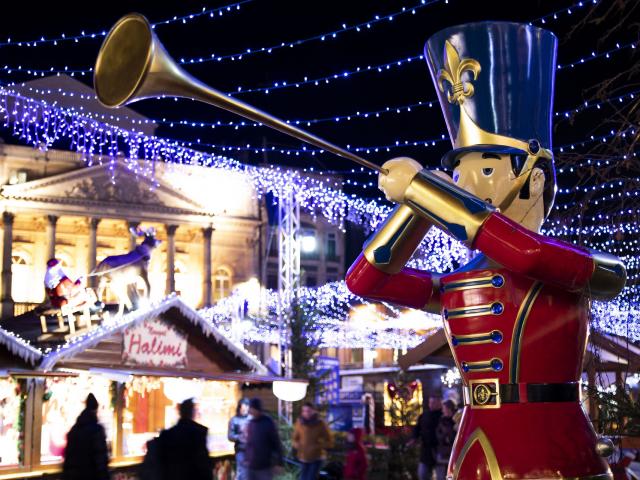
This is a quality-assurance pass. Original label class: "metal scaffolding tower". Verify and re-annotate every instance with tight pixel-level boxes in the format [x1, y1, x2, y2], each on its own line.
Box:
[277, 187, 300, 422]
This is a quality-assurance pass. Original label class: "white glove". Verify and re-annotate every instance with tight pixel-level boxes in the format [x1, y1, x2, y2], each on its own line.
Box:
[378, 157, 423, 203]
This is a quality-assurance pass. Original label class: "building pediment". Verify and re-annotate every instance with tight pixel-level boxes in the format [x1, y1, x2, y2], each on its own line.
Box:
[1, 161, 208, 216]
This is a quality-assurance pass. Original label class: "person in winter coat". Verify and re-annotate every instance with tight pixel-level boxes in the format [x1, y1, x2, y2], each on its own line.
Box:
[62, 393, 109, 480]
[435, 400, 457, 480]
[245, 398, 284, 480]
[343, 428, 368, 480]
[158, 398, 213, 480]
[228, 398, 251, 480]
[411, 395, 442, 480]
[292, 402, 333, 480]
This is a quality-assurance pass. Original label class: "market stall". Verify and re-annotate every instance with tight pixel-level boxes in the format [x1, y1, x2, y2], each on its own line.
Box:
[0, 296, 269, 479]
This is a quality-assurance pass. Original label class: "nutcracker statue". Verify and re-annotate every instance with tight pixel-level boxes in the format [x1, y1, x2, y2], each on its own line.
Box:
[346, 22, 626, 479]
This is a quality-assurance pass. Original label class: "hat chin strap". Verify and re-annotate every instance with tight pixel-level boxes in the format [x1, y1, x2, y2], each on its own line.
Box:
[496, 152, 546, 213]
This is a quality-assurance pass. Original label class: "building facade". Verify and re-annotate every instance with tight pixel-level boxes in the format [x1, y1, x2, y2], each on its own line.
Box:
[0, 143, 263, 318]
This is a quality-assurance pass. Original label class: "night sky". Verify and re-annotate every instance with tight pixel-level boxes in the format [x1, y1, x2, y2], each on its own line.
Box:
[0, 1, 636, 245]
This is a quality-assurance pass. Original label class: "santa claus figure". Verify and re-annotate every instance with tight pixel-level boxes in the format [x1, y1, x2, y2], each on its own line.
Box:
[44, 258, 92, 310]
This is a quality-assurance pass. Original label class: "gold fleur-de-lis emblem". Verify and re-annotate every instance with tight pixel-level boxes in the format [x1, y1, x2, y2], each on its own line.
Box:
[437, 40, 481, 105]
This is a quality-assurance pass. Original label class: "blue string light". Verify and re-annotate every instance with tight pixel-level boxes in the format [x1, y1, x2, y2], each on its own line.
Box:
[557, 151, 638, 173]
[556, 178, 640, 195]
[180, 0, 441, 65]
[0, 0, 253, 48]
[556, 188, 640, 211]
[532, 0, 599, 25]
[554, 89, 639, 119]
[557, 40, 638, 70]
[179, 134, 449, 155]
[0, 3, 618, 89]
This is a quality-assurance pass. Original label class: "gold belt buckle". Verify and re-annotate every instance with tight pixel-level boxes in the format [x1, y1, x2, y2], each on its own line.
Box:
[468, 379, 500, 409]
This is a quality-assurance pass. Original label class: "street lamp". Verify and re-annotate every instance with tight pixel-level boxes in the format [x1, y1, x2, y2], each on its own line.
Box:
[273, 380, 309, 402]
[300, 234, 317, 253]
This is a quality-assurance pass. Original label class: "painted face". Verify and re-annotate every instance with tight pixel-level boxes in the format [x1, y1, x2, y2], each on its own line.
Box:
[452, 151, 546, 232]
[452, 151, 516, 207]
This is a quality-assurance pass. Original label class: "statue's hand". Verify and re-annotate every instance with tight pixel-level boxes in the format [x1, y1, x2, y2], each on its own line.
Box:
[378, 157, 423, 203]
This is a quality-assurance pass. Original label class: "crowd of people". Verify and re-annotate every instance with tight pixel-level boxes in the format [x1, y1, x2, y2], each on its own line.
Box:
[228, 399, 367, 480]
[411, 396, 459, 480]
[62, 391, 460, 480]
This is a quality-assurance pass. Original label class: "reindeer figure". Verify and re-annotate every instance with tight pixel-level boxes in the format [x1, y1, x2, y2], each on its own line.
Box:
[95, 226, 161, 315]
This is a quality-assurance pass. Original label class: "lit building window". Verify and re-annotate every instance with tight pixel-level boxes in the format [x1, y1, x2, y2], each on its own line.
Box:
[300, 228, 318, 256]
[12, 250, 35, 302]
[213, 266, 233, 301]
[326, 232, 337, 259]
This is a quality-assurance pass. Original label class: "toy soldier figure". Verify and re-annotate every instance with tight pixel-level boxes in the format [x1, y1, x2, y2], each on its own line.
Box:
[347, 22, 626, 479]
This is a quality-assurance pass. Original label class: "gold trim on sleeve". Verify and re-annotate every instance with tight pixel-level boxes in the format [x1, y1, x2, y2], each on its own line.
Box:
[363, 204, 431, 274]
[405, 169, 494, 245]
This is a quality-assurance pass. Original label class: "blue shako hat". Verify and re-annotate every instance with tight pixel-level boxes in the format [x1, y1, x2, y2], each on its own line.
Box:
[424, 21, 558, 168]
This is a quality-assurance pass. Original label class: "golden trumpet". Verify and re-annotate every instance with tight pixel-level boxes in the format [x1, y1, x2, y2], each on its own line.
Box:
[94, 13, 386, 174]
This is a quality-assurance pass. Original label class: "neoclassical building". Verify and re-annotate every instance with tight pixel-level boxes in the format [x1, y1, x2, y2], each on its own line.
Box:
[0, 143, 264, 319]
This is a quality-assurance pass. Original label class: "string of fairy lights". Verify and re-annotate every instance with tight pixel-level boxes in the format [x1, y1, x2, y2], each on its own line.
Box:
[0, 0, 253, 48]
[13, 84, 638, 132]
[0, 0, 598, 81]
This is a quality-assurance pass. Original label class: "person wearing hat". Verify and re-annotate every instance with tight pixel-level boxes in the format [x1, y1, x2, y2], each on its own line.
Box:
[158, 398, 213, 480]
[228, 398, 251, 480]
[62, 393, 109, 480]
[346, 21, 626, 479]
[245, 398, 284, 480]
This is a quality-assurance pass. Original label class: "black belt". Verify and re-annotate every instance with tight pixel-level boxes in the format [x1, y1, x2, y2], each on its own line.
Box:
[463, 381, 580, 409]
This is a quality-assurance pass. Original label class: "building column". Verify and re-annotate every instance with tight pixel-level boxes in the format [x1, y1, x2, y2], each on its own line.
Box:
[88, 218, 100, 289]
[165, 225, 178, 295]
[202, 226, 213, 307]
[45, 215, 58, 260]
[127, 221, 140, 250]
[1, 212, 14, 319]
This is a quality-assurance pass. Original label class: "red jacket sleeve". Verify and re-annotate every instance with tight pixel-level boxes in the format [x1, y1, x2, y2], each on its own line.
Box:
[473, 212, 594, 290]
[346, 253, 439, 310]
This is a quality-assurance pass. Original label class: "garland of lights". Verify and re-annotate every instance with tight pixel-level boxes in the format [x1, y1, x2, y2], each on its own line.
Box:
[5, 23, 634, 86]
[180, 1, 440, 65]
[0, 0, 252, 48]
[199, 281, 441, 349]
[556, 40, 639, 70]
[0, 0, 596, 80]
[200, 280, 640, 348]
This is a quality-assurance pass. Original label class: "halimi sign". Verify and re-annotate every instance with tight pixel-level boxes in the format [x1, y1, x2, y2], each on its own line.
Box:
[123, 319, 187, 368]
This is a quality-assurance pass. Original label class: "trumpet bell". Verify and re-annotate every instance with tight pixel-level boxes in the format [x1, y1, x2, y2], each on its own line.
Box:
[94, 13, 385, 173]
[94, 14, 155, 108]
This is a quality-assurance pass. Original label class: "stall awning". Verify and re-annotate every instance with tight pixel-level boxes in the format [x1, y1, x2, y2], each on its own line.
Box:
[0, 325, 42, 366]
[39, 295, 267, 375]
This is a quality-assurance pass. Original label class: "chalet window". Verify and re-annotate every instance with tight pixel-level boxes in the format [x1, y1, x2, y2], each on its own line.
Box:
[122, 377, 239, 457]
[40, 375, 114, 464]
